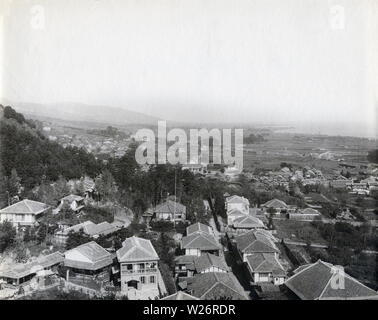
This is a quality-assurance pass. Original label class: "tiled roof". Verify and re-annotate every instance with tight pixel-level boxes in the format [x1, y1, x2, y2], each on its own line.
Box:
[235, 230, 278, 254]
[153, 200, 186, 215]
[227, 208, 246, 217]
[246, 253, 285, 276]
[285, 260, 378, 300]
[232, 215, 265, 229]
[65, 220, 118, 237]
[116, 236, 159, 262]
[226, 195, 250, 205]
[64, 241, 113, 271]
[161, 291, 199, 300]
[0, 199, 49, 215]
[0, 252, 64, 279]
[187, 272, 248, 300]
[193, 253, 230, 273]
[261, 199, 288, 209]
[181, 233, 220, 251]
[186, 222, 212, 236]
[175, 255, 196, 265]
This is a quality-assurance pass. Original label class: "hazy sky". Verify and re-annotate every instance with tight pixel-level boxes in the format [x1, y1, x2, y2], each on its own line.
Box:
[0, 0, 377, 130]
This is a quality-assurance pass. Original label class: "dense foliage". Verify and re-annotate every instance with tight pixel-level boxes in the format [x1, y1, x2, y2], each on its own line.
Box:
[0, 105, 102, 192]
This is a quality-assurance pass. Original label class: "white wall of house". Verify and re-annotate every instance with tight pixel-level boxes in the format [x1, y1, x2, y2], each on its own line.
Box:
[254, 272, 271, 283]
[120, 261, 159, 294]
[0, 213, 36, 226]
[273, 276, 285, 285]
[185, 249, 201, 256]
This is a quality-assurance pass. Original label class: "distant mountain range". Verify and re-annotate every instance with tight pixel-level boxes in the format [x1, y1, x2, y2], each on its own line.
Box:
[1, 100, 161, 126]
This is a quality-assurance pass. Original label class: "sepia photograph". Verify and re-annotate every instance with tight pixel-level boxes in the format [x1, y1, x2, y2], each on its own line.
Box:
[0, 0, 377, 310]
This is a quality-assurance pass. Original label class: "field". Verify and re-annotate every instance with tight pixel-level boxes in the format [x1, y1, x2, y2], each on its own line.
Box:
[273, 219, 327, 245]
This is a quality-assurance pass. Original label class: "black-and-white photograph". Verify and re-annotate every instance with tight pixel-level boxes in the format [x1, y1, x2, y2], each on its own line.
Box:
[0, 0, 377, 308]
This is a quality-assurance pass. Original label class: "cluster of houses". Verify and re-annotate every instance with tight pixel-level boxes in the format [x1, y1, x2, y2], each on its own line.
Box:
[0, 235, 165, 300]
[224, 195, 287, 286]
[174, 222, 248, 300]
[1, 192, 377, 300]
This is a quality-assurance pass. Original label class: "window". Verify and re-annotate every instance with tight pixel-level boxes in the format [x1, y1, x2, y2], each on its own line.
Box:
[140, 276, 146, 284]
[150, 276, 155, 284]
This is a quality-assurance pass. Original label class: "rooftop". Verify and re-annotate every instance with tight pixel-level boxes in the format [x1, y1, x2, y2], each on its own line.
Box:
[234, 230, 278, 254]
[246, 253, 285, 276]
[193, 253, 230, 273]
[116, 236, 159, 262]
[187, 272, 248, 300]
[161, 291, 199, 300]
[186, 222, 212, 236]
[285, 260, 378, 300]
[181, 232, 220, 251]
[261, 199, 288, 209]
[64, 241, 113, 271]
[0, 199, 49, 215]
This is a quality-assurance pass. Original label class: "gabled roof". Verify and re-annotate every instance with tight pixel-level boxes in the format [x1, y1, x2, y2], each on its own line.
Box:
[117, 236, 159, 262]
[64, 241, 113, 271]
[65, 220, 118, 237]
[261, 199, 288, 209]
[187, 272, 248, 300]
[227, 208, 246, 217]
[161, 291, 199, 300]
[285, 260, 378, 300]
[186, 222, 212, 236]
[193, 253, 230, 273]
[246, 253, 285, 276]
[225, 195, 250, 205]
[0, 199, 49, 215]
[232, 215, 265, 229]
[175, 255, 197, 265]
[153, 200, 186, 215]
[181, 233, 220, 251]
[235, 230, 278, 254]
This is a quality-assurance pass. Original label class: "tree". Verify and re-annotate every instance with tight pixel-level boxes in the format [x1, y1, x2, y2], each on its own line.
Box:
[65, 229, 91, 250]
[95, 170, 117, 201]
[7, 169, 22, 197]
[0, 220, 17, 252]
[14, 239, 29, 263]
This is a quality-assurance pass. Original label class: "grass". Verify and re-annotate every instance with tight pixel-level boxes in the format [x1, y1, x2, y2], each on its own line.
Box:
[274, 220, 326, 244]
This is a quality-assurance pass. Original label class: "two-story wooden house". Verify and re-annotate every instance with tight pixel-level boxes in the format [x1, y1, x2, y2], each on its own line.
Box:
[116, 236, 160, 300]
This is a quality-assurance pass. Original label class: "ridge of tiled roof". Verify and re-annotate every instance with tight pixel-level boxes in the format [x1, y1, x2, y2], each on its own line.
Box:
[193, 253, 229, 273]
[117, 236, 159, 262]
[187, 272, 248, 300]
[261, 199, 288, 208]
[181, 233, 220, 250]
[0, 199, 49, 215]
[161, 291, 199, 300]
[186, 222, 212, 236]
[285, 260, 378, 300]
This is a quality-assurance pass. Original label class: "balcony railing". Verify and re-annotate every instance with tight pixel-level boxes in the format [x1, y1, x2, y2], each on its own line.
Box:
[121, 268, 157, 274]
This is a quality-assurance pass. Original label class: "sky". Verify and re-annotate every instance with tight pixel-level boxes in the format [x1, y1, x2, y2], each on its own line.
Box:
[0, 0, 377, 134]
